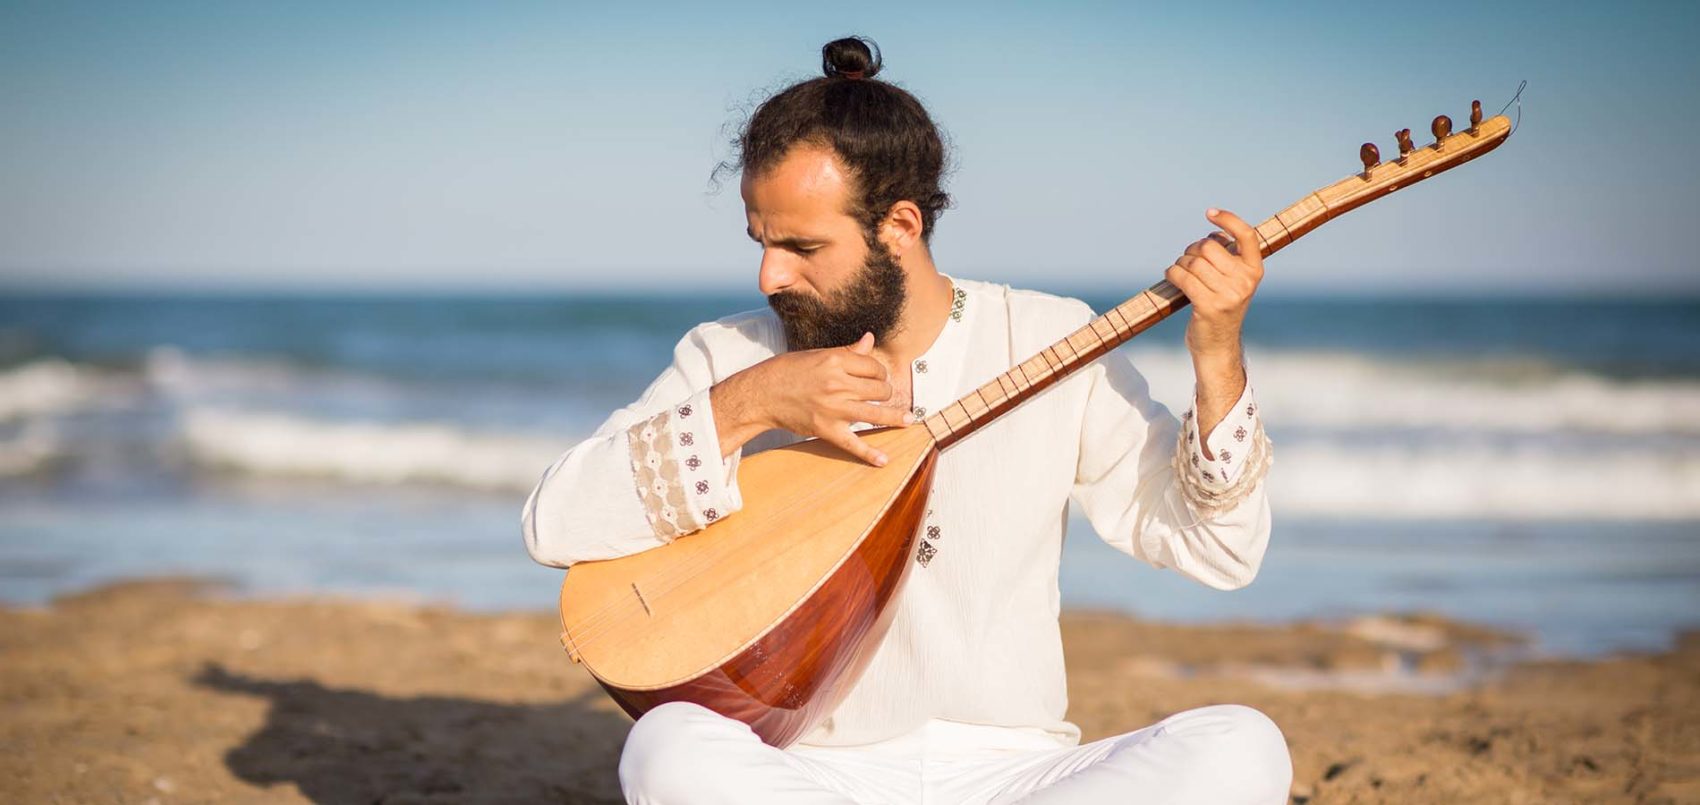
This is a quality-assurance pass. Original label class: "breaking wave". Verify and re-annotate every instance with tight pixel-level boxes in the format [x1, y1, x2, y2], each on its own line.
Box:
[2, 347, 1697, 518]
[178, 407, 566, 492]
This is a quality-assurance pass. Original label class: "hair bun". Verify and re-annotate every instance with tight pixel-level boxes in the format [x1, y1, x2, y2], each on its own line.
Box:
[821, 36, 881, 80]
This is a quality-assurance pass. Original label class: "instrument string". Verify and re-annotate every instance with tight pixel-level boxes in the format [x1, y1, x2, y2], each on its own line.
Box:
[1497, 79, 1526, 137]
[563, 444, 927, 652]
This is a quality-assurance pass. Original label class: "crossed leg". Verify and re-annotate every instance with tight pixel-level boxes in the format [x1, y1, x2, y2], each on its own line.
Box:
[954, 704, 1292, 804]
[618, 701, 1291, 805]
[618, 702, 908, 804]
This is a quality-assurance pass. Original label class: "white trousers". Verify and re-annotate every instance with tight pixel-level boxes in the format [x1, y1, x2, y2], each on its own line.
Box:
[619, 701, 1292, 804]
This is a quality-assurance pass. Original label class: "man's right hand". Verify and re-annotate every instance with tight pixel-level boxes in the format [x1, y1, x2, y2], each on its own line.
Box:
[711, 332, 915, 467]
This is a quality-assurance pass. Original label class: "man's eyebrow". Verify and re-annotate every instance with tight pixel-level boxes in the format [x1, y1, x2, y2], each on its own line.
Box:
[746, 227, 825, 248]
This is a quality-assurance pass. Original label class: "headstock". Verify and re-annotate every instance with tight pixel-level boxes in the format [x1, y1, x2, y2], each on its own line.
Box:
[1356, 99, 1501, 178]
[1251, 97, 1515, 258]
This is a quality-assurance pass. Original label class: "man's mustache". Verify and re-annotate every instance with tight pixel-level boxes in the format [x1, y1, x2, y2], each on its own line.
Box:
[768, 290, 826, 316]
[771, 290, 822, 309]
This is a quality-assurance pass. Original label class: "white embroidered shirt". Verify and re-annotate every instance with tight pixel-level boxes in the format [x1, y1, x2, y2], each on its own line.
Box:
[521, 274, 1273, 747]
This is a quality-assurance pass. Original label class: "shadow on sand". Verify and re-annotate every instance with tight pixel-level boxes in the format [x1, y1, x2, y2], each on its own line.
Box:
[195, 663, 631, 804]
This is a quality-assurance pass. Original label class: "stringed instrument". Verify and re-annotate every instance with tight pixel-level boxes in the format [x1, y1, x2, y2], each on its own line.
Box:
[558, 98, 1517, 748]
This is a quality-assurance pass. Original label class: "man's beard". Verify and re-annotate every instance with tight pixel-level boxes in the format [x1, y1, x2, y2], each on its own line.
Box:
[768, 240, 908, 352]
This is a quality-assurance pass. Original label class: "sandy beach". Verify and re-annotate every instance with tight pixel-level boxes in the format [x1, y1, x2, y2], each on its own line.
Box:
[0, 578, 1693, 803]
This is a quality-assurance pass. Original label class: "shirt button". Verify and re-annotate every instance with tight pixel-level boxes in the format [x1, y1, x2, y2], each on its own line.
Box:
[914, 359, 928, 373]
[913, 406, 927, 417]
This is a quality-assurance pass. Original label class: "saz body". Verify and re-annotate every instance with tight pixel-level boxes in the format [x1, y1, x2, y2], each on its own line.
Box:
[561, 425, 937, 747]
[559, 108, 1514, 748]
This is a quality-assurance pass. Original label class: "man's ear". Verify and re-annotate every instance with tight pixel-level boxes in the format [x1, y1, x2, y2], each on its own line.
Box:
[880, 200, 925, 253]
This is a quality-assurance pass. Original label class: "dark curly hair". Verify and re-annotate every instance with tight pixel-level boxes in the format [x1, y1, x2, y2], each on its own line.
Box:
[716, 36, 953, 245]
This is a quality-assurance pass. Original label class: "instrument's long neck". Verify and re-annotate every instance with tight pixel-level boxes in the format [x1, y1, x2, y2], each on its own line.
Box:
[919, 278, 1191, 449]
[921, 212, 1295, 451]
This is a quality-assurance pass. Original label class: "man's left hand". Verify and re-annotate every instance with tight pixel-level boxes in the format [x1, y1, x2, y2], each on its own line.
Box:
[1165, 207, 1264, 358]
[1163, 207, 1265, 449]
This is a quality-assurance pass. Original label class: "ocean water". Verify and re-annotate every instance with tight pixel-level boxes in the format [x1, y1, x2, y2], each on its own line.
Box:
[1, 290, 1696, 657]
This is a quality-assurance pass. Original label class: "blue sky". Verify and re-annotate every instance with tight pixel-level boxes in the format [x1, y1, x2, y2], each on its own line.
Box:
[1, 1, 1695, 294]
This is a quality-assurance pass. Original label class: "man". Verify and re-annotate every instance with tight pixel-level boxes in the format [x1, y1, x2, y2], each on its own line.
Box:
[523, 36, 1289, 804]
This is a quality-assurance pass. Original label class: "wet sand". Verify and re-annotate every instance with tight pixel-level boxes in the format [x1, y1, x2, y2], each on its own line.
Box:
[1, 578, 1694, 803]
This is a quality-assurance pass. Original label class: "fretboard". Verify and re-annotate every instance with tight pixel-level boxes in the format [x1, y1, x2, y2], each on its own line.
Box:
[919, 280, 1191, 449]
[920, 211, 1296, 450]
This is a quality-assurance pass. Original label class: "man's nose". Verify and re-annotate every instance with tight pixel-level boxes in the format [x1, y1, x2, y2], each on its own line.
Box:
[758, 251, 797, 296]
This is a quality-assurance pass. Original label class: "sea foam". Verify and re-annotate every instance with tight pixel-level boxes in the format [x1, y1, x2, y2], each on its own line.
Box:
[179, 407, 566, 492]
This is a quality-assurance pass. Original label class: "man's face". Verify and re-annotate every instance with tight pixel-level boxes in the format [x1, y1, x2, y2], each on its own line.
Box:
[740, 145, 907, 351]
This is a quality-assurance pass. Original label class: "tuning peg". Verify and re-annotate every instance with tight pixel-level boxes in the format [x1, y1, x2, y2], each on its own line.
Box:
[1396, 128, 1414, 157]
[1359, 142, 1380, 174]
[1432, 114, 1453, 146]
[1469, 100, 1483, 130]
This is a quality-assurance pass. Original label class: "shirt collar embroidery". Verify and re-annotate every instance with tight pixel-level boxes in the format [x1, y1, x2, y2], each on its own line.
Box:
[910, 273, 975, 416]
[918, 271, 972, 360]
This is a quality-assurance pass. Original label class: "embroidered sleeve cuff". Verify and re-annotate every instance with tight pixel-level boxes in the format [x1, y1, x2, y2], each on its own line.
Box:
[1174, 376, 1273, 517]
[626, 387, 741, 542]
